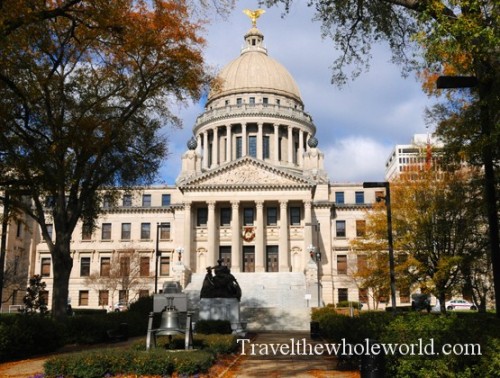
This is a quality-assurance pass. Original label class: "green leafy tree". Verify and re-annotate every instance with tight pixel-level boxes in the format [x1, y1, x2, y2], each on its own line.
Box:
[23, 274, 48, 315]
[0, 0, 213, 321]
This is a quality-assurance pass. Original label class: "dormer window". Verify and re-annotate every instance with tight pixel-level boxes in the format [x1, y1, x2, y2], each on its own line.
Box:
[252, 39, 256, 46]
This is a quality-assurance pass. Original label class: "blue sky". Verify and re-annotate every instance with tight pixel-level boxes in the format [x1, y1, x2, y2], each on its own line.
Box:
[158, 2, 436, 185]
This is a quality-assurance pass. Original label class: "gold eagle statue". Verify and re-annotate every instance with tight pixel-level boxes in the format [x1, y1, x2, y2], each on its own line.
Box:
[243, 9, 266, 28]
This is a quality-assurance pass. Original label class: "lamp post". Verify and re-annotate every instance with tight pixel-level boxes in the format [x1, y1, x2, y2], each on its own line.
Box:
[175, 246, 184, 263]
[363, 181, 397, 312]
[307, 243, 322, 307]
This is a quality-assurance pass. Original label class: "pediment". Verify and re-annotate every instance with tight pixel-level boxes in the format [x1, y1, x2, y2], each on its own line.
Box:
[179, 157, 313, 191]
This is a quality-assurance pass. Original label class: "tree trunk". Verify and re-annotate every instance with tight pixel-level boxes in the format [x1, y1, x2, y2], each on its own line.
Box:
[51, 237, 73, 322]
[439, 292, 447, 315]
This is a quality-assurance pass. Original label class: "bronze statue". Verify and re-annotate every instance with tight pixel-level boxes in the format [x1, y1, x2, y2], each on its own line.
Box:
[243, 9, 265, 28]
[200, 260, 242, 301]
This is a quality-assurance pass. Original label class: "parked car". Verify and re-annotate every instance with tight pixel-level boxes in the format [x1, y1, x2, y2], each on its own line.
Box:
[445, 299, 477, 311]
[113, 302, 128, 312]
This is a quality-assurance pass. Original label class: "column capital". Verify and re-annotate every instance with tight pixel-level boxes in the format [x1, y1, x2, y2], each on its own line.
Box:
[183, 201, 192, 208]
[304, 200, 312, 209]
[280, 200, 288, 208]
[231, 200, 240, 209]
[207, 200, 216, 209]
[255, 200, 264, 209]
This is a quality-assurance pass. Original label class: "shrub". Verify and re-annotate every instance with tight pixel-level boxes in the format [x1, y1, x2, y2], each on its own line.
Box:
[336, 301, 362, 309]
[194, 319, 232, 334]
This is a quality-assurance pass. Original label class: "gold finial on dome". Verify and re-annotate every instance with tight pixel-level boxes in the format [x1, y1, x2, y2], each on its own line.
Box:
[243, 9, 265, 28]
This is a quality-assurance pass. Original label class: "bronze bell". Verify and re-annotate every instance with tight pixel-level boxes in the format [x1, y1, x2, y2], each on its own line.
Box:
[156, 306, 183, 336]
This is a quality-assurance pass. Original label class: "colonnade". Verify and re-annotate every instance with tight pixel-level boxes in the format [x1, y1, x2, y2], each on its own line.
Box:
[195, 123, 312, 169]
[182, 199, 315, 273]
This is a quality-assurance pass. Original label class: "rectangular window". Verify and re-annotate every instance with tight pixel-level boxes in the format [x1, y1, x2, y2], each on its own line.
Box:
[101, 223, 112, 240]
[80, 257, 90, 277]
[338, 288, 348, 303]
[100, 257, 111, 277]
[266, 207, 277, 225]
[122, 194, 132, 207]
[356, 220, 366, 237]
[263, 136, 270, 159]
[249, 97, 255, 106]
[99, 290, 109, 306]
[79, 290, 89, 306]
[139, 290, 149, 299]
[160, 256, 170, 276]
[236, 137, 242, 158]
[248, 135, 257, 158]
[276, 99, 281, 106]
[236, 98, 242, 107]
[336, 220, 346, 237]
[162, 194, 171, 206]
[225, 100, 229, 106]
[120, 256, 130, 276]
[118, 290, 128, 304]
[197, 208, 208, 226]
[16, 220, 22, 238]
[39, 290, 49, 307]
[141, 223, 151, 240]
[82, 223, 92, 240]
[335, 192, 345, 204]
[142, 194, 151, 207]
[140, 257, 150, 277]
[357, 254, 367, 273]
[337, 255, 347, 275]
[289, 207, 301, 226]
[243, 208, 254, 226]
[41, 258, 51, 277]
[219, 246, 231, 267]
[263, 97, 268, 106]
[220, 208, 231, 226]
[46, 224, 53, 240]
[121, 223, 131, 240]
[102, 196, 112, 209]
[355, 191, 365, 204]
[159, 223, 171, 240]
[359, 288, 368, 304]
[400, 287, 411, 304]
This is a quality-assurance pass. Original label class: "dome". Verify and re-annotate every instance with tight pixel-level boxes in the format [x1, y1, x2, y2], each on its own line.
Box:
[207, 27, 302, 105]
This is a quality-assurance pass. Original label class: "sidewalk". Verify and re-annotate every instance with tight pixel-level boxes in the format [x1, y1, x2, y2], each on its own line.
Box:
[225, 331, 360, 378]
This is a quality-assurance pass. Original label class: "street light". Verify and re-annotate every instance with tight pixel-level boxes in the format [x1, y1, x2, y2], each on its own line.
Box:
[175, 246, 184, 263]
[307, 243, 322, 307]
[363, 181, 397, 312]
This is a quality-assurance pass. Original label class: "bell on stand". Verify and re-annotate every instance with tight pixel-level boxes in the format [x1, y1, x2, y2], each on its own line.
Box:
[155, 297, 184, 345]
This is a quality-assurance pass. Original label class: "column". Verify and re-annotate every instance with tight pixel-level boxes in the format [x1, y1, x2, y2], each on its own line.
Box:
[226, 124, 232, 162]
[196, 134, 202, 156]
[255, 200, 265, 272]
[298, 129, 304, 167]
[304, 200, 313, 266]
[207, 201, 216, 267]
[212, 126, 218, 168]
[279, 200, 290, 272]
[183, 202, 192, 270]
[231, 201, 241, 272]
[242, 123, 247, 156]
[287, 126, 293, 164]
[202, 131, 209, 169]
[257, 122, 263, 160]
[274, 124, 280, 164]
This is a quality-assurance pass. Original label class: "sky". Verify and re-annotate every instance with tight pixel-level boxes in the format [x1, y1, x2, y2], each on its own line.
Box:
[158, 1, 437, 185]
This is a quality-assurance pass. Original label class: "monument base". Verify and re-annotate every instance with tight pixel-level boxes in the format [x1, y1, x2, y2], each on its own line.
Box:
[199, 298, 246, 335]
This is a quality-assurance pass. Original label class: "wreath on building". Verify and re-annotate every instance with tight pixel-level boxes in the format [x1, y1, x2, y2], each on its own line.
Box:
[242, 226, 255, 242]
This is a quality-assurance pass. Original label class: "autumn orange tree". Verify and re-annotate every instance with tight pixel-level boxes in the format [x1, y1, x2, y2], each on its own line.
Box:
[0, 0, 214, 321]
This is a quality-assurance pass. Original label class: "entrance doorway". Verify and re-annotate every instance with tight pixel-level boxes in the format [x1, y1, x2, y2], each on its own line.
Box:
[266, 246, 279, 272]
[243, 246, 255, 272]
[219, 246, 231, 267]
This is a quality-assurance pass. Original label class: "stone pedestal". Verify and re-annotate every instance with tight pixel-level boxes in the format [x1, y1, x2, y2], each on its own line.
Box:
[199, 298, 245, 335]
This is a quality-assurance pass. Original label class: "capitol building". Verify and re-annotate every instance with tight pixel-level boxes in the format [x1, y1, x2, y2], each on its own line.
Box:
[1, 16, 410, 326]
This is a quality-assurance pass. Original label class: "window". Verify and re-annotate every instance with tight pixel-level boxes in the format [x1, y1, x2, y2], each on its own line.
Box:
[220, 208, 231, 226]
[266, 207, 277, 225]
[289, 207, 301, 226]
[249, 97, 255, 106]
[99, 290, 109, 306]
[122, 194, 132, 207]
[335, 192, 345, 204]
[336, 220, 346, 237]
[236, 98, 242, 106]
[101, 223, 112, 240]
[102, 196, 112, 209]
[141, 223, 151, 240]
[160, 256, 170, 276]
[39, 290, 49, 307]
[142, 194, 151, 207]
[80, 257, 90, 277]
[236, 137, 242, 158]
[140, 257, 150, 277]
[79, 290, 89, 306]
[263, 136, 270, 159]
[338, 288, 348, 302]
[355, 191, 365, 204]
[46, 224, 53, 240]
[263, 97, 268, 106]
[225, 100, 229, 106]
[359, 288, 368, 304]
[357, 255, 367, 273]
[139, 290, 149, 299]
[248, 136, 257, 157]
[356, 220, 366, 237]
[400, 287, 410, 303]
[276, 99, 281, 106]
[120, 256, 130, 276]
[16, 220, 22, 238]
[41, 258, 51, 277]
[162, 194, 171, 206]
[337, 255, 347, 275]
[243, 208, 254, 226]
[118, 290, 128, 304]
[121, 223, 131, 240]
[197, 208, 208, 226]
[82, 223, 92, 240]
[100, 257, 110, 277]
[159, 223, 171, 240]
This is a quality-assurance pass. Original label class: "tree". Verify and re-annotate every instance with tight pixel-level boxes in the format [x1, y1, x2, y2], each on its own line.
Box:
[84, 249, 151, 310]
[262, 0, 499, 316]
[0, 0, 210, 321]
[23, 274, 48, 315]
